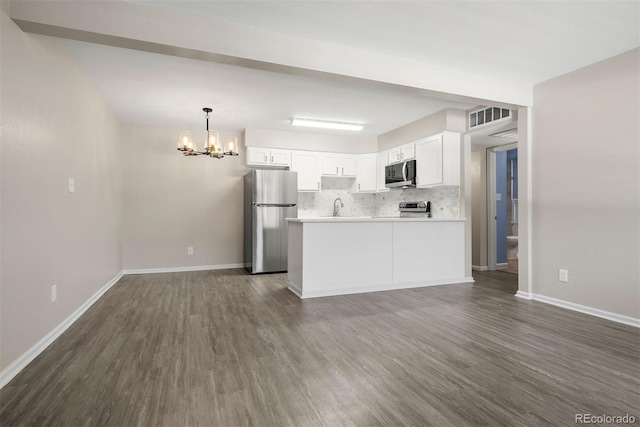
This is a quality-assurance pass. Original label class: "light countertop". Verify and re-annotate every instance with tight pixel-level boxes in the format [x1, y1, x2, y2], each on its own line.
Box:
[286, 217, 466, 223]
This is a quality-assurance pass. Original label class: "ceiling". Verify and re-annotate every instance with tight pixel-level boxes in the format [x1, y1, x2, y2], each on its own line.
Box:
[57, 1, 639, 139]
[131, 1, 639, 86]
[61, 40, 475, 137]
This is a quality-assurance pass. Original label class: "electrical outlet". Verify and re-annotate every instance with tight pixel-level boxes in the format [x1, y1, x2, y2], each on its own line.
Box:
[187, 247, 194, 255]
[68, 178, 75, 193]
[559, 269, 569, 283]
[51, 285, 57, 302]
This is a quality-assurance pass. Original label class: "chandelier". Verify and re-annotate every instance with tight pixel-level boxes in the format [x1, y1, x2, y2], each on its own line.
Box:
[177, 108, 239, 158]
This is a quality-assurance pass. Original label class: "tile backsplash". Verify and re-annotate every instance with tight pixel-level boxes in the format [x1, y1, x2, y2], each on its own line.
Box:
[298, 177, 375, 217]
[298, 177, 459, 219]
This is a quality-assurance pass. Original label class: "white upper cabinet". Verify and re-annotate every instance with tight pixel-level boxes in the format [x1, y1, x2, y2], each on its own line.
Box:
[246, 147, 291, 167]
[291, 151, 322, 192]
[376, 152, 389, 192]
[355, 154, 377, 192]
[388, 143, 415, 164]
[270, 149, 290, 166]
[246, 131, 460, 192]
[247, 147, 270, 165]
[415, 132, 460, 187]
[321, 154, 356, 177]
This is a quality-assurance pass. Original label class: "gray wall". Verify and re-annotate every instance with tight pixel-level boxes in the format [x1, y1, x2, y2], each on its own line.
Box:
[1, 10, 123, 370]
[122, 124, 249, 270]
[532, 48, 639, 318]
[377, 109, 465, 151]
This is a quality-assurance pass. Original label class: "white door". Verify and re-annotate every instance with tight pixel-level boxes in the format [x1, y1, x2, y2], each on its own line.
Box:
[388, 147, 402, 164]
[291, 152, 321, 191]
[356, 155, 376, 192]
[341, 155, 357, 177]
[247, 147, 270, 165]
[401, 144, 415, 161]
[270, 149, 290, 166]
[376, 153, 389, 192]
[416, 136, 442, 186]
[321, 154, 340, 175]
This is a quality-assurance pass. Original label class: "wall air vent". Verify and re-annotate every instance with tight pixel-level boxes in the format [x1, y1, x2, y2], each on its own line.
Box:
[469, 107, 511, 129]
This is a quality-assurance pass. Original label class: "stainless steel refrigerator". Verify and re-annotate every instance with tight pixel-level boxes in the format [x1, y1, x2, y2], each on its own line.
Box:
[244, 169, 298, 274]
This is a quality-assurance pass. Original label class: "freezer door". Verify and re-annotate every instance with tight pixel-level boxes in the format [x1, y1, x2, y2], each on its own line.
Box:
[251, 205, 297, 274]
[252, 169, 298, 205]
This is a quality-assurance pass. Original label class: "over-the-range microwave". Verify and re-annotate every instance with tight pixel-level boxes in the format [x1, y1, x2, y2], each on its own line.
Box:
[385, 160, 417, 188]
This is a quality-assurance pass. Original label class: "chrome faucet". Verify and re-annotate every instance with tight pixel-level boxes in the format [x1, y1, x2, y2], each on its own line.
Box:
[332, 197, 344, 217]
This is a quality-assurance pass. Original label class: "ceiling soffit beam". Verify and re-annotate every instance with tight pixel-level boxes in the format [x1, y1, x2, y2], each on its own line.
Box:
[9, 1, 530, 108]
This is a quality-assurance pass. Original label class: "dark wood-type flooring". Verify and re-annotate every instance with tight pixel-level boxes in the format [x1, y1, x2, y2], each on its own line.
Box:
[1, 270, 638, 426]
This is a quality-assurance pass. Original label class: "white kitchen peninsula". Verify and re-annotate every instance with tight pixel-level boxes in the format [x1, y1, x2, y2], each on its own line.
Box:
[286, 217, 472, 298]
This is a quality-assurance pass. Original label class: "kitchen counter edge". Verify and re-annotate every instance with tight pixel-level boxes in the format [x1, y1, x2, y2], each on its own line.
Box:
[286, 217, 466, 223]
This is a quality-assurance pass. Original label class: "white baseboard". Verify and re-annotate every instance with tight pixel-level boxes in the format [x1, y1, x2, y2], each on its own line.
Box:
[293, 277, 475, 299]
[287, 284, 303, 298]
[0, 271, 124, 389]
[122, 263, 245, 275]
[514, 290, 533, 300]
[472, 265, 488, 271]
[530, 293, 639, 328]
[496, 262, 508, 268]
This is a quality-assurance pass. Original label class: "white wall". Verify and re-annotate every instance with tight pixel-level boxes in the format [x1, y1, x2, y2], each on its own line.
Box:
[122, 124, 249, 271]
[1, 9, 123, 370]
[378, 109, 466, 151]
[532, 48, 639, 319]
[244, 129, 377, 154]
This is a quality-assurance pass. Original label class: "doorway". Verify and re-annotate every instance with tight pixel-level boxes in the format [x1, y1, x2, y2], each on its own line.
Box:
[487, 143, 518, 273]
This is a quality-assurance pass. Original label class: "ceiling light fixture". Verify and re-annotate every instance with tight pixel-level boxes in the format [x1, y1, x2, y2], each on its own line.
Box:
[177, 108, 239, 158]
[291, 117, 364, 131]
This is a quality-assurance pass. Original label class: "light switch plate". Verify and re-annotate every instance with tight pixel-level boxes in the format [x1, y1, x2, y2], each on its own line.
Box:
[68, 178, 75, 193]
[496, 193, 502, 201]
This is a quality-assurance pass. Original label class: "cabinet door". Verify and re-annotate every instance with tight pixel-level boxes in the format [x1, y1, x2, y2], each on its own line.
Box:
[291, 152, 321, 191]
[270, 149, 290, 166]
[401, 143, 415, 161]
[341, 155, 357, 177]
[356, 155, 377, 192]
[321, 154, 340, 175]
[247, 147, 270, 165]
[415, 136, 443, 186]
[441, 133, 461, 186]
[376, 152, 389, 192]
[388, 148, 402, 164]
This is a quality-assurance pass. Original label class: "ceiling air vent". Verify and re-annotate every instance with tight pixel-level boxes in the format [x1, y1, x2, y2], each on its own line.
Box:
[469, 107, 511, 129]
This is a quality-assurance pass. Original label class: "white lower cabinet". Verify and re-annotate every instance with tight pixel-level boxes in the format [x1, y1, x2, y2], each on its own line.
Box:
[287, 219, 468, 299]
[392, 221, 464, 284]
[415, 132, 460, 187]
[291, 151, 322, 191]
[355, 154, 377, 192]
